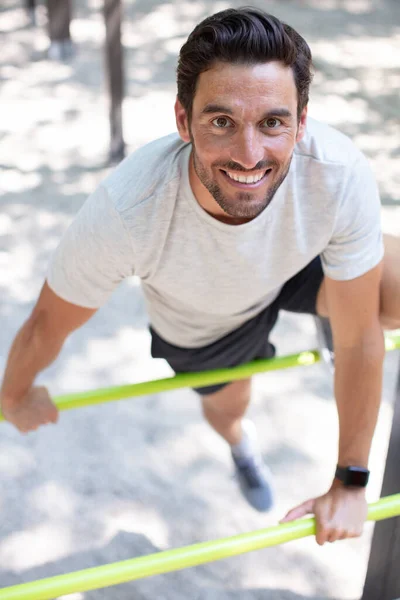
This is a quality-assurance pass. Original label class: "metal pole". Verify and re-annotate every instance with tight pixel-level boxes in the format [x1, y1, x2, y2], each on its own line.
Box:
[104, 0, 125, 162]
[362, 351, 400, 600]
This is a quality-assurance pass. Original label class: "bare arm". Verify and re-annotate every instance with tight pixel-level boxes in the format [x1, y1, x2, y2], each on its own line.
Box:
[326, 261, 385, 471]
[0, 281, 97, 432]
[281, 262, 385, 544]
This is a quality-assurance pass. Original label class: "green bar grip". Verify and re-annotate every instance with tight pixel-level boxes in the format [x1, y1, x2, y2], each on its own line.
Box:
[1, 494, 400, 600]
[0, 332, 399, 422]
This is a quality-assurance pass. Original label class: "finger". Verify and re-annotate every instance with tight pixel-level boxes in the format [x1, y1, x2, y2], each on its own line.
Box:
[49, 406, 59, 424]
[20, 425, 38, 433]
[25, 424, 39, 433]
[327, 529, 344, 544]
[20, 415, 41, 432]
[346, 527, 363, 539]
[37, 401, 58, 425]
[15, 421, 32, 434]
[280, 498, 315, 523]
[330, 529, 359, 543]
[41, 413, 56, 426]
[315, 522, 330, 546]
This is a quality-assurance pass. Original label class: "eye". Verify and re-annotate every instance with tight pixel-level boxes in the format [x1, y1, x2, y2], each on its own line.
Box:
[263, 117, 282, 129]
[211, 116, 233, 128]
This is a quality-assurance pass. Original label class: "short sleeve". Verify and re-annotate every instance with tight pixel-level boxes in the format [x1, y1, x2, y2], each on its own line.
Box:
[47, 184, 135, 308]
[321, 155, 384, 280]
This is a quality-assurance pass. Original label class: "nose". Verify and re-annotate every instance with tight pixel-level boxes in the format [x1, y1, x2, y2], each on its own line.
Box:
[229, 127, 265, 170]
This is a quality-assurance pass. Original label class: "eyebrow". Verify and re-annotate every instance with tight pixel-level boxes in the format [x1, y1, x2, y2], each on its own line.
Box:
[201, 104, 234, 115]
[201, 104, 293, 119]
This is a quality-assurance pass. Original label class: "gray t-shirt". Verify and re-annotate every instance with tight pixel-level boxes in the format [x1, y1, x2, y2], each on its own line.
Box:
[47, 117, 383, 348]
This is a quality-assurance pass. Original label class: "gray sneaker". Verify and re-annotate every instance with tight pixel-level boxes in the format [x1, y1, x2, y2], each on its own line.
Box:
[232, 452, 275, 512]
[231, 420, 274, 512]
[48, 39, 74, 62]
[314, 315, 335, 372]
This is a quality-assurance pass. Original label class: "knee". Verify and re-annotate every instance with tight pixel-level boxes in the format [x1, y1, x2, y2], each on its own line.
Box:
[201, 379, 252, 421]
[201, 396, 247, 421]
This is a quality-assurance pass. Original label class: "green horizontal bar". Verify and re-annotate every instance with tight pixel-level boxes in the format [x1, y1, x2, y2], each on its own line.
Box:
[0, 333, 399, 423]
[0, 351, 317, 422]
[2, 494, 400, 600]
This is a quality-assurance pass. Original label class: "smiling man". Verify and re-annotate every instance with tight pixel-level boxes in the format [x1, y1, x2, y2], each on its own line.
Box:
[1, 8, 400, 546]
[184, 61, 300, 223]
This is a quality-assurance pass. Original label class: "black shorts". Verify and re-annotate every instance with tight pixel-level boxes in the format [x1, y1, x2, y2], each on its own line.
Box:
[150, 256, 324, 395]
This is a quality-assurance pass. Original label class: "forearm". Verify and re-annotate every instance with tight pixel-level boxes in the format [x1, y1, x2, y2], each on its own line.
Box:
[334, 326, 385, 468]
[0, 313, 64, 404]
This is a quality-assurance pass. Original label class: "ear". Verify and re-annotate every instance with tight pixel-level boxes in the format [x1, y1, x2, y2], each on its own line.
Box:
[175, 98, 191, 143]
[296, 106, 308, 143]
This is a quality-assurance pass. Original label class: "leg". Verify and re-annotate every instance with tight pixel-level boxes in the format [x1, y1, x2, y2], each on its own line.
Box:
[104, 0, 125, 162]
[200, 377, 274, 512]
[148, 321, 274, 511]
[47, 0, 73, 60]
[201, 378, 251, 445]
[25, 0, 36, 26]
[47, 0, 71, 41]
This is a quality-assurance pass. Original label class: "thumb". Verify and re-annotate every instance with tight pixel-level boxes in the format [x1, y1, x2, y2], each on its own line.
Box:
[49, 404, 59, 424]
[279, 498, 315, 523]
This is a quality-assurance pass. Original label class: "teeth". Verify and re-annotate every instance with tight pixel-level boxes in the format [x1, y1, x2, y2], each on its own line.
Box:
[226, 171, 266, 184]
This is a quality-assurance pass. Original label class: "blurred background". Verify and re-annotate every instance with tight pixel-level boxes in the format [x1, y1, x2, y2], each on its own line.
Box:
[1, 1, 399, 598]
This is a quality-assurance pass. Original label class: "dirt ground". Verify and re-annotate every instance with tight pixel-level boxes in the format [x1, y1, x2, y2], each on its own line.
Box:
[1, 0, 400, 598]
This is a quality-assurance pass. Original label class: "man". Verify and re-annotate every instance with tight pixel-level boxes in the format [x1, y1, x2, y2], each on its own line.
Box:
[1, 8, 399, 546]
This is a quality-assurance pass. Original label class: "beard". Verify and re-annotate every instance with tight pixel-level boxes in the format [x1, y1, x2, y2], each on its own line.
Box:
[191, 142, 292, 220]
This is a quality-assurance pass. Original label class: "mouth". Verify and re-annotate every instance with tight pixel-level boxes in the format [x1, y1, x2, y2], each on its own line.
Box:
[220, 168, 272, 189]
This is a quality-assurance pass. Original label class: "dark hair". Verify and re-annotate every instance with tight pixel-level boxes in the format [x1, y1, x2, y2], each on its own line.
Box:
[177, 7, 313, 121]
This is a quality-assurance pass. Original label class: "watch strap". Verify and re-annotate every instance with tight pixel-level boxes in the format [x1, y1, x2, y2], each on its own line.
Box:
[335, 465, 370, 487]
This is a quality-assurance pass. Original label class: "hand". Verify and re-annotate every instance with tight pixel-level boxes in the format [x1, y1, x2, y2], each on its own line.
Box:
[279, 483, 368, 545]
[0, 386, 59, 433]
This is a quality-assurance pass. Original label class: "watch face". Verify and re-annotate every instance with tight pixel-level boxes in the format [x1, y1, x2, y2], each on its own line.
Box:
[336, 465, 370, 487]
[347, 467, 369, 487]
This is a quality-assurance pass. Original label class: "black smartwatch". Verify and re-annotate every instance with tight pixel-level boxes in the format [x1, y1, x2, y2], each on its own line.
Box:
[335, 465, 370, 488]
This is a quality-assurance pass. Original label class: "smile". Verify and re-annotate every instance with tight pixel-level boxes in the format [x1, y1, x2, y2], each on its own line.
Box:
[221, 169, 271, 187]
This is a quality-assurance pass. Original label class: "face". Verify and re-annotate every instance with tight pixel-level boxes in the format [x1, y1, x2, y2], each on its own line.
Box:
[175, 61, 307, 222]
